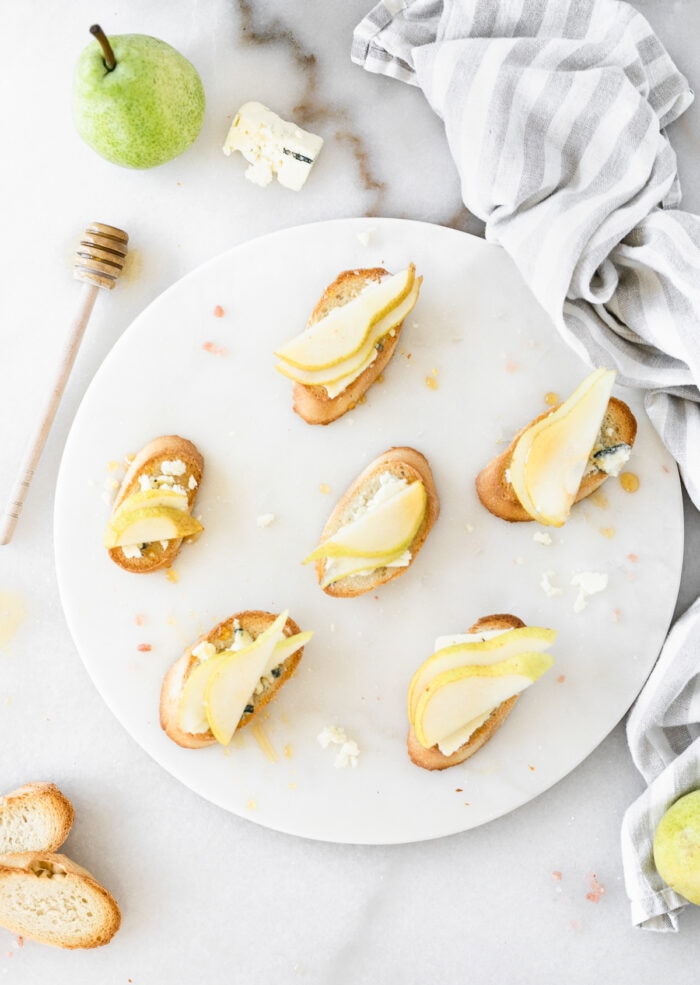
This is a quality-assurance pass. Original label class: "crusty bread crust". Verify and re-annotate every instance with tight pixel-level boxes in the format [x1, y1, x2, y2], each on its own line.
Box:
[407, 614, 525, 771]
[0, 783, 74, 854]
[160, 610, 305, 749]
[107, 434, 204, 573]
[292, 267, 414, 425]
[0, 851, 121, 949]
[475, 396, 637, 522]
[315, 446, 440, 598]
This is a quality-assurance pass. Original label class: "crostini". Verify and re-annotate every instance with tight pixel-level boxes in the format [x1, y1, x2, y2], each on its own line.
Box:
[160, 610, 312, 749]
[407, 614, 556, 771]
[476, 368, 637, 526]
[275, 264, 422, 425]
[0, 852, 121, 949]
[304, 446, 440, 598]
[0, 782, 75, 855]
[104, 434, 204, 573]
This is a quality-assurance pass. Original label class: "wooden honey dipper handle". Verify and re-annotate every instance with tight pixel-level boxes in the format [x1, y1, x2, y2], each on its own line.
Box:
[0, 223, 129, 546]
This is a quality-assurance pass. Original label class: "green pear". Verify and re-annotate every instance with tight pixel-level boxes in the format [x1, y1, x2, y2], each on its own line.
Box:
[275, 266, 415, 371]
[509, 367, 616, 526]
[408, 626, 556, 723]
[73, 25, 205, 169]
[304, 480, 426, 562]
[653, 790, 700, 904]
[104, 505, 203, 547]
[413, 651, 554, 749]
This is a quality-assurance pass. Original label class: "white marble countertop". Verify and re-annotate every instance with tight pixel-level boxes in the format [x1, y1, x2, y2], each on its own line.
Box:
[2, 1, 700, 980]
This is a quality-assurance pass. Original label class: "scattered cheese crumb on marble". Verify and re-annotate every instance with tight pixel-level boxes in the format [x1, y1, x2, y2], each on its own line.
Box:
[317, 725, 361, 768]
[256, 513, 276, 528]
[540, 570, 564, 597]
[533, 531, 552, 545]
[571, 571, 608, 612]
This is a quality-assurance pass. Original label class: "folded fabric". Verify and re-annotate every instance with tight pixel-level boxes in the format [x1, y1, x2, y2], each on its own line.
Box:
[353, 0, 700, 930]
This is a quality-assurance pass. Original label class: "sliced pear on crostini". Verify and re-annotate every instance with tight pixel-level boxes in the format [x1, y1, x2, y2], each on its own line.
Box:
[112, 486, 190, 520]
[204, 611, 289, 746]
[319, 548, 409, 589]
[178, 628, 313, 736]
[275, 281, 421, 394]
[304, 480, 426, 562]
[274, 265, 415, 371]
[412, 650, 554, 750]
[104, 506, 203, 548]
[407, 626, 556, 723]
[509, 367, 616, 526]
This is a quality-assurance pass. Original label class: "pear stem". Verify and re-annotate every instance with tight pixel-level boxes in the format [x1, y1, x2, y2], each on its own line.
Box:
[89, 24, 116, 72]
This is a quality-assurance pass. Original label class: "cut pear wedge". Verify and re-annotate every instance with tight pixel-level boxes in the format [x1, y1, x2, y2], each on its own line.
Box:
[275, 265, 415, 371]
[304, 480, 426, 563]
[413, 650, 554, 749]
[275, 282, 421, 396]
[178, 626, 312, 736]
[112, 487, 189, 521]
[319, 548, 408, 589]
[407, 626, 556, 724]
[509, 367, 616, 526]
[104, 505, 203, 548]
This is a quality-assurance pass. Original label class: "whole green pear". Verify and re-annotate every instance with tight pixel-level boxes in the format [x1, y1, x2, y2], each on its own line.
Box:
[653, 789, 700, 904]
[73, 25, 205, 169]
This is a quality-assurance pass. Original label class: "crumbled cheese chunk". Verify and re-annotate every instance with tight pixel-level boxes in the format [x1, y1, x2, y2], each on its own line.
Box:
[334, 740, 360, 769]
[540, 570, 564, 597]
[534, 531, 552, 545]
[571, 571, 608, 612]
[188, 475, 198, 490]
[121, 544, 142, 559]
[192, 641, 217, 662]
[317, 725, 348, 749]
[223, 101, 323, 191]
[160, 459, 187, 476]
[256, 513, 276, 528]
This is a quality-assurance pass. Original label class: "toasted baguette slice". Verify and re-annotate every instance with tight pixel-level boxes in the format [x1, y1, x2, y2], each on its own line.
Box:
[475, 396, 637, 523]
[313, 446, 440, 598]
[160, 610, 306, 749]
[0, 783, 74, 854]
[0, 852, 120, 949]
[292, 267, 412, 425]
[107, 434, 204, 573]
[407, 614, 525, 771]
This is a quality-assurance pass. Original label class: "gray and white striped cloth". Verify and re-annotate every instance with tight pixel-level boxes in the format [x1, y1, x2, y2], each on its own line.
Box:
[353, 0, 700, 931]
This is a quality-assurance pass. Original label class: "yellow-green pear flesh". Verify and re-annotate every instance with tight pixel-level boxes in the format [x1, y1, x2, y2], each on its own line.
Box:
[319, 548, 409, 589]
[653, 790, 700, 905]
[509, 367, 616, 526]
[304, 481, 426, 563]
[275, 266, 415, 371]
[204, 612, 289, 745]
[178, 628, 312, 735]
[112, 487, 190, 521]
[407, 626, 556, 723]
[104, 505, 203, 547]
[413, 650, 554, 749]
[275, 282, 420, 396]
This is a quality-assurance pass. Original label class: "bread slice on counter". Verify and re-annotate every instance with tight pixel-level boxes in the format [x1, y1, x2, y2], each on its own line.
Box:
[0, 852, 120, 949]
[476, 396, 637, 523]
[309, 446, 440, 598]
[106, 434, 204, 573]
[0, 783, 74, 854]
[160, 610, 308, 749]
[286, 266, 419, 425]
[407, 614, 525, 771]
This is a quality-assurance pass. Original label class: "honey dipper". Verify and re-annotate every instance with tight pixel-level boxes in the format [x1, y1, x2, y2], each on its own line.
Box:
[0, 222, 129, 545]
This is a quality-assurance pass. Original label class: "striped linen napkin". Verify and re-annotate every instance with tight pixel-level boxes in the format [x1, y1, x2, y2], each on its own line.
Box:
[352, 0, 700, 930]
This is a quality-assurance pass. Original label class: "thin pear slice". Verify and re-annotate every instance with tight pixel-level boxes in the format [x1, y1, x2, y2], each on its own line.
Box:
[407, 626, 556, 723]
[275, 283, 421, 394]
[104, 506, 203, 548]
[275, 266, 415, 371]
[319, 548, 409, 589]
[112, 487, 189, 521]
[204, 612, 288, 745]
[509, 368, 616, 526]
[304, 480, 426, 562]
[178, 628, 312, 735]
[413, 651, 554, 749]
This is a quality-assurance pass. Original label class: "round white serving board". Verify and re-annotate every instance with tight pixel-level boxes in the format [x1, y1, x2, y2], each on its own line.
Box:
[55, 218, 683, 845]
